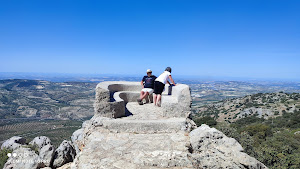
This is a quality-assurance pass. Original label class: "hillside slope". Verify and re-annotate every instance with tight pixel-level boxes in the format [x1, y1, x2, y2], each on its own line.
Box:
[195, 92, 300, 122]
[0, 79, 96, 120]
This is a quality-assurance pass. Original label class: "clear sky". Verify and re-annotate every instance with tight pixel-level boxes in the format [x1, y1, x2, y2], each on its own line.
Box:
[0, 0, 299, 80]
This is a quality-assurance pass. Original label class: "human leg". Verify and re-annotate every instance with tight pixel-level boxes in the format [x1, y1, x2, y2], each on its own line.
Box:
[140, 91, 145, 99]
[153, 81, 164, 106]
[148, 93, 153, 103]
[153, 94, 157, 105]
[137, 91, 145, 105]
[141, 92, 149, 100]
[156, 94, 162, 107]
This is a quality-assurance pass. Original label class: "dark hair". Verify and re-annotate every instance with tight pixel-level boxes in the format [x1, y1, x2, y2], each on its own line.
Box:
[165, 67, 172, 73]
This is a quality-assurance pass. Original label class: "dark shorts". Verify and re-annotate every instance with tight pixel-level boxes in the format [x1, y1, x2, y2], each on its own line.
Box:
[154, 81, 165, 94]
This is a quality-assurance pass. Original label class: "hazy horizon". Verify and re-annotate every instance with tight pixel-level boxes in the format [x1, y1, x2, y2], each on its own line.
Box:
[0, 71, 299, 82]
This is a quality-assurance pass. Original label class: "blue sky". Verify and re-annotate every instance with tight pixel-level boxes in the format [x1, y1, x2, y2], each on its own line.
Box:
[0, 0, 299, 80]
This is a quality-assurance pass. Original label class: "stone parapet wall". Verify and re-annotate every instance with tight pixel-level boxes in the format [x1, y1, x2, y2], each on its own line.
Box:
[94, 81, 192, 118]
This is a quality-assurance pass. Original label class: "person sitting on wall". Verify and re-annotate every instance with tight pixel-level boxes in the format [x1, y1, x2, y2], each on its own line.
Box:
[137, 69, 157, 105]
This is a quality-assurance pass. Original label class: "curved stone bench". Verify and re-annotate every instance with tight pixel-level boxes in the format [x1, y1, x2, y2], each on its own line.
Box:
[94, 81, 141, 118]
[94, 81, 191, 118]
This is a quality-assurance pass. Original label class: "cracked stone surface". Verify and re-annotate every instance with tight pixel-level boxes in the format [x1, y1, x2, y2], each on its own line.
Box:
[71, 127, 193, 169]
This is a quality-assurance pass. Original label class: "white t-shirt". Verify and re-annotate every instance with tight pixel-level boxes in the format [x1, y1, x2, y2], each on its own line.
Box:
[155, 71, 171, 84]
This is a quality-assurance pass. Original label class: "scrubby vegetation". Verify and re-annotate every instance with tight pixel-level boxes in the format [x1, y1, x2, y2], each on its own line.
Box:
[0, 120, 83, 148]
[196, 92, 300, 122]
[193, 116, 217, 127]
[193, 110, 300, 169]
[0, 148, 12, 169]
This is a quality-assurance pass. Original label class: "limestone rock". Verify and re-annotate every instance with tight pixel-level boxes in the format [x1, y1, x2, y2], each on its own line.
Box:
[29, 136, 54, 167]
[3, 147, 45, 169]
[39, 144, 55, 167]
[71, 128, 84, 155]
[57, 162, 72, 169]
[52, 140, 76, 168]
[70, 127, 193, 169]
[189, 124, 267, 169]
[29, 136, 52, 149]
[64, 81, 268, 168]
[1, 136, 26, 150]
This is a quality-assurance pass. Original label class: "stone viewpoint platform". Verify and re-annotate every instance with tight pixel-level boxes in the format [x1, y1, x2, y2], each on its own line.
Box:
[94, 81, 192, 119]
[61, 81, 267, 169]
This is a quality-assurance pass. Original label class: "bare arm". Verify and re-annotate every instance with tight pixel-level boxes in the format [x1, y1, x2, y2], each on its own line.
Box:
[140, 80, 144, 88]
[168, 75, 176, 86]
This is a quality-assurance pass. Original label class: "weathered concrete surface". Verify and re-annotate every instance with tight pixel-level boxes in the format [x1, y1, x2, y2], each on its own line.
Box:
[161, 84, 192, 118]
[70, 127, 193, 169]
[126, 102, 165, 120]
[94, 86, 125, 118]
[94, 81, 191, 118]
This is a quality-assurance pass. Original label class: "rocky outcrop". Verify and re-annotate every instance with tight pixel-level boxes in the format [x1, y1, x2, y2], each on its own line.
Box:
[1, 136, 26, 151]
[4, 147, 45, 169]
[39, 144, 55, 167]
[29, 136, 52, 149]
[52, 140, 76, 168]
[189, 124, 267, 168]
[71, 128, 84, 155]
[2, 136, 75, 169]
[28, 136, 55, 167]
[62, 81, 267, 169]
